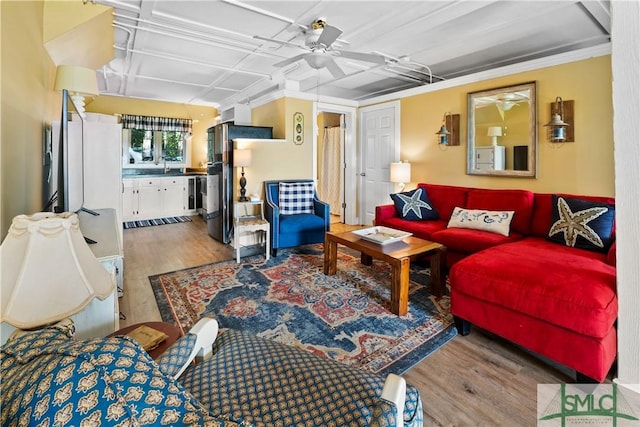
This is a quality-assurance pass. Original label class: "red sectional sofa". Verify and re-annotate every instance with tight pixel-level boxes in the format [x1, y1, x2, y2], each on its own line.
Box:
[375, 183, 617, 382]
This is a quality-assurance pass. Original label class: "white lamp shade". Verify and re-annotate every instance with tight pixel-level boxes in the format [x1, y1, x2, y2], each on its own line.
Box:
[54, 65, 99, 96]
[0, 212, 114, 329]
[390, 162, 411, 184]
[487, 126, 503, 137]
[234, 149, 252, 167]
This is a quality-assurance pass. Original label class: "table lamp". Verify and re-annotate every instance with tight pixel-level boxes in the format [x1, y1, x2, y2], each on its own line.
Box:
[1, 212, 114, 329]
[53, 65, 99, 115]
[234, 149, 252, 202]
[390, 161, 411, 192]
[487, 126, 503, 146]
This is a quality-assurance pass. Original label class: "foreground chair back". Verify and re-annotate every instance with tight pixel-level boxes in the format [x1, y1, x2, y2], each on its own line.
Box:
[264, 179, 330, 256]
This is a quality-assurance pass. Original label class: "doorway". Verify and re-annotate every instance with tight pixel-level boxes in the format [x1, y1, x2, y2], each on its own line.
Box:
[313, 102, 358, 225]
[317, 112, 344, 224]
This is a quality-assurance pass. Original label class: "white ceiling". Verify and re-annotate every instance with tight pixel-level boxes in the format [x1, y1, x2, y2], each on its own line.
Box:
[95, 0, 611, 109]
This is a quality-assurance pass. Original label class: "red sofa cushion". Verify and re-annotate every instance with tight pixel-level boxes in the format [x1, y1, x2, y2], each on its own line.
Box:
[531, 193, 616, 238]
[449, 237, 617, 338]
[417, 183, 469, 220]
[466, 188, 534, 235]
[431, 228, 523, 254]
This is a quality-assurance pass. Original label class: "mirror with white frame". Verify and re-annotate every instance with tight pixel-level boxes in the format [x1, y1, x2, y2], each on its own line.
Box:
[467, 81, 537, 177]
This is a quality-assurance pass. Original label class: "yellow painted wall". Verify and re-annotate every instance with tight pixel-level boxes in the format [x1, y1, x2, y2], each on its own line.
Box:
[43, 1, 114, 69]
[1, 1, 59, 239]
[400, 55, 614, 196]
[247, 98, 314, 199]
[86, 96, 218, 168]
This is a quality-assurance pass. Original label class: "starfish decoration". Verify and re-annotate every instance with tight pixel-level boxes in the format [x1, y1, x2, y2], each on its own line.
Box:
[397, 189, 433, 219]
[549, 197, 608, 248]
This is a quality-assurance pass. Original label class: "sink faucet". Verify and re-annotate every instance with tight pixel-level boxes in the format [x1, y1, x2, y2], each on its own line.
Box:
[164, 158, 170, 173]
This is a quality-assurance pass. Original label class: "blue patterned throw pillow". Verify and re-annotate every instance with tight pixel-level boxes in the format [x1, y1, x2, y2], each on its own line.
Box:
[547, 195, 615, 253]
[390, 188, 439, 221]
[279, 182, 315, 215]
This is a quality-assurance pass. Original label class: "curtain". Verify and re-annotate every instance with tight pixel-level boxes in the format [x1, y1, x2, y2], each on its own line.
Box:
[121, 114, 193, 134]
[319, 126, 342, 216]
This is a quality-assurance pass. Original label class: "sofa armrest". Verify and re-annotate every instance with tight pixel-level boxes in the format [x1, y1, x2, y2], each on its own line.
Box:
[157, 318, 219, 380]
[380, 373, 406, 427]
[375, 204, 397, 225]
[607, 240, 617, 266]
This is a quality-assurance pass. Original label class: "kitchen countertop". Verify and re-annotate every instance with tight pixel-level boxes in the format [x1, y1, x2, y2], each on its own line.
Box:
[122, 168, 207, 178]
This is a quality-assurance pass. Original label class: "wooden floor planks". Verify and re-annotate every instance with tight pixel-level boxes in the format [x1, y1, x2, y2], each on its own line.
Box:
[120, 216, 574, 426]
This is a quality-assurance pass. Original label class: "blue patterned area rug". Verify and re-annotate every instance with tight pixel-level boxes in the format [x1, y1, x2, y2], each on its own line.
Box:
[149, 244, 456, 375]
[124, 216, 192, 229]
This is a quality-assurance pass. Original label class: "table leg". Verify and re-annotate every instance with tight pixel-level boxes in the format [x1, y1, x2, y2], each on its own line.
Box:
[324, 235, 337, 275]
[361, 252, 373, 266]
[430, 247, 446, 297]
[390, 257, 410, 316]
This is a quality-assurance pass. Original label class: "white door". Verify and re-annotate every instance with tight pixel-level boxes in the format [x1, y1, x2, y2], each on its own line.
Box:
[359, 102, 400, 226]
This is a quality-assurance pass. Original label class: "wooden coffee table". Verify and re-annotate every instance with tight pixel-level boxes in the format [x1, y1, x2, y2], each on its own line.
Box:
[323, 229, 446, 316]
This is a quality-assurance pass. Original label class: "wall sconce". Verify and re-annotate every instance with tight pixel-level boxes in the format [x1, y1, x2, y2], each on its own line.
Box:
[435, 112, 460, 146]
[487, 126, 503, 146]
[390, 161, 411, 192]
[544, 97, 574, 142]
[233, 149, 252, 201]
[53, 65, 99, 115]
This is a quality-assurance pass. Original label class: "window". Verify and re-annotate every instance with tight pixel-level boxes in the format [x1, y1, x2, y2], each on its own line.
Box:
[121, 114, 192, 168]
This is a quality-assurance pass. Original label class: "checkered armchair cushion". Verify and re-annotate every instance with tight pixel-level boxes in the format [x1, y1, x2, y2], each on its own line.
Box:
[179, 329, 423, 426]
[264, 179, 331, 255]
[0, 324, 240, 426]
[278, 181, 315, 214]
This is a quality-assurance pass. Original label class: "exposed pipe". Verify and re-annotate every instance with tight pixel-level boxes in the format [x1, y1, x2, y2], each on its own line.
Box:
[112, 45, 271, 78]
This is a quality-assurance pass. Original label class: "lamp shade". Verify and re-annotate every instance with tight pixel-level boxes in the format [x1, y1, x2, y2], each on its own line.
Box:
[0, 212, 114, 329]
[233, 149, 252, 167]
[390, 162, 411, 184]
[487, 126, 503, 137]
[54, 65, 99, 96]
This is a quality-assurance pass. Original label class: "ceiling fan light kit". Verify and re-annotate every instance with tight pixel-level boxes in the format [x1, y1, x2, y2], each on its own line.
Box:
[264, 19, 388, 79]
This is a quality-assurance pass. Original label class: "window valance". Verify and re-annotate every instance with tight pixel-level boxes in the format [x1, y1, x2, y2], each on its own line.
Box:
[121, 114, 193, 133]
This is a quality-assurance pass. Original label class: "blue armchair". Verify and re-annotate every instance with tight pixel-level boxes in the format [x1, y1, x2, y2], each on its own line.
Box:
[264, 179, 330, 256]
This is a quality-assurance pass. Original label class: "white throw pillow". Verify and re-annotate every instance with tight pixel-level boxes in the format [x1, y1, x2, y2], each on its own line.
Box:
[447, 207, 515, 237]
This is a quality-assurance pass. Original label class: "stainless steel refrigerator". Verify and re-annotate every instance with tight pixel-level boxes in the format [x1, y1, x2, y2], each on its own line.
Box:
[206, 123, 273, 243]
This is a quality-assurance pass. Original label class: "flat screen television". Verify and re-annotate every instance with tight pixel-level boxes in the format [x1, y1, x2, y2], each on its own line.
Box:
[43, 89, 85, 214]
[43, 90, 98, 243]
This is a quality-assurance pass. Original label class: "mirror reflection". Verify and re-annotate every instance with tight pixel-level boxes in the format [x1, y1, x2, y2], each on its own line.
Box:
[467, 81, 537, 177]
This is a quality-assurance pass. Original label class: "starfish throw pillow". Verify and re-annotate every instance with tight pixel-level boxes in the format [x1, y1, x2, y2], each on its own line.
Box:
[390, 188, 439, 221]
[547, 195, 615, 253]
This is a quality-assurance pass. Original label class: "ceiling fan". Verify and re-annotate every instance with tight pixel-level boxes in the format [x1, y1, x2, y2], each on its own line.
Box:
[255, 19, 387, 78]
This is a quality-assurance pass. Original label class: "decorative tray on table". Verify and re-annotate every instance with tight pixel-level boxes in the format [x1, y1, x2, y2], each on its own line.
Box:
[352, 226, 412, 245]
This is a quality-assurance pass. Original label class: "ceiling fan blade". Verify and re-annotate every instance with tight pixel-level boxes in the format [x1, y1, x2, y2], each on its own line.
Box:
[323, 57, 346, 79]
[317, 24, 343, 48]
[335, 50, 387, 64]
[254, 35, 307, 50]
[273, 53, 308, 68]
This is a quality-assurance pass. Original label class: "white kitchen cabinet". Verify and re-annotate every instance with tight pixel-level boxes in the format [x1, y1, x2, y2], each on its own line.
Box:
[122, 176, 186, 221]
[475, 146, 506, 171]
[162, 177, 186, 217]
[138, 179, 164, 219]
[122, 179, 138, 221]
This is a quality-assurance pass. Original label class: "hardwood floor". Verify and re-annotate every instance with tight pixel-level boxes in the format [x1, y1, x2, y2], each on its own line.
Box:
[120, 216, 572, 426]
